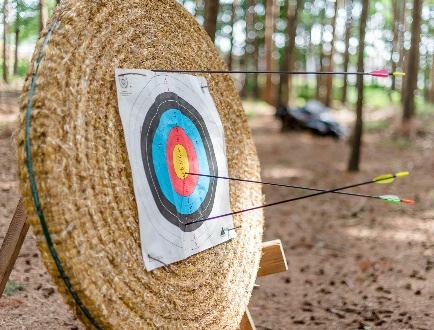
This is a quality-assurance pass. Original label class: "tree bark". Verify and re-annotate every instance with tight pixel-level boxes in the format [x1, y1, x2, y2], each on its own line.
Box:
[227, 0, 238, 71]
[428, 54, 434, 103]
[323, 0, 339, 107]
[348, 0, 369, 172]
[279, 0, 303, 106]
[2, 0, 10, 83]
[263, 0, 277, 104]
[242, 0, 255, 97]
[316, 9, 326, 100]
[423, 55, 430, 101]
[13, 3, 20, 75]
[252, 32, 260, 98]
[204, 0, 219, 42]
[252, 2, 261, 100]
[341, 0, 352, 104]
[399, 0, 407, 98]
[390, 0, 401, 91]
[401, 0, 423, 135]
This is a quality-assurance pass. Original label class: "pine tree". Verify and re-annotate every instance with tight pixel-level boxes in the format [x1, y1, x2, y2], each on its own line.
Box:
[204, 0, 219, 42]
[348, 0, 369, 172]
[401, 0, 423, 136]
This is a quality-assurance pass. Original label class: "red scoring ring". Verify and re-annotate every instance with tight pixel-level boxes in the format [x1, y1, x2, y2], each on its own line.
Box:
[166, 127, 199, 196]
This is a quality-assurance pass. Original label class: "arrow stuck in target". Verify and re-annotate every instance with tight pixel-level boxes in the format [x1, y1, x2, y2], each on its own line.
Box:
[187, 172, 414, 205]
[184, 171, 415, 226]
[151, 69, 406, 78]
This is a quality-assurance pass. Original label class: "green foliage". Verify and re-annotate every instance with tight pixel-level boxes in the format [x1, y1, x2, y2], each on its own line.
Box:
[0, 58, 29, 79]
[16, 58, 30, 77]
[4, 280, 25, 296]
[14, 0, 39, 42]
[297, 81, 316, 100]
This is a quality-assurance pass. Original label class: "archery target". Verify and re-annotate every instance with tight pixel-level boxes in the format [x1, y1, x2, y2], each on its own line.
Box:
[115, 69, 235, 270]
[142, 92, 218, 231]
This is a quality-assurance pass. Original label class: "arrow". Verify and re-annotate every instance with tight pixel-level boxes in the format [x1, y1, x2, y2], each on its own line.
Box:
[369, 69, 406, 78]
[146, 69, 406, 78]
[185, 171, 413, 226]
[380, 195, 415, 205]
[186, 172, 414, 205]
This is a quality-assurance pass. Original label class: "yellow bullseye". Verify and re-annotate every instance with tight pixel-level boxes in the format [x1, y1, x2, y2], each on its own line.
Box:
[173, 144, 189, 179]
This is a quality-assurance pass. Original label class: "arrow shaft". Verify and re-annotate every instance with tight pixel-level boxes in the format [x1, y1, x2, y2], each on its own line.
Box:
[153, 69, 381, 75]
[185, 177, 379, 226]
[187, 173, 380, 200]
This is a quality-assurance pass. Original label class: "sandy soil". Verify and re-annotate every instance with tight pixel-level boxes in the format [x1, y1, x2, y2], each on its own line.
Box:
[1, 91, 433, 329]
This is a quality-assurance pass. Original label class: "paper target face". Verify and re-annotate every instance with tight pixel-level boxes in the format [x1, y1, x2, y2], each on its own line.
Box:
[115, 69, 235, 270]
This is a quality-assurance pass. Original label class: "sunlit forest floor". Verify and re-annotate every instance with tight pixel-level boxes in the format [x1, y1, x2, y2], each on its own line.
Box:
[1, 89, 433, 329]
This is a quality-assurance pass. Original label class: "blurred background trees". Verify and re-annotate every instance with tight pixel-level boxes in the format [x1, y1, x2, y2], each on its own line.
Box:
[1, 0, 433, 170]
[1, 0, 56, 80]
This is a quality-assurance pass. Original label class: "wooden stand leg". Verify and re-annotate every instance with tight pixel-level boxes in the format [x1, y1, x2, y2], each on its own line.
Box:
[257, 239, 288, 277]
[240, 239, 288, 329]
[240, 308, 256, 330]
[0, 199, 29, 297]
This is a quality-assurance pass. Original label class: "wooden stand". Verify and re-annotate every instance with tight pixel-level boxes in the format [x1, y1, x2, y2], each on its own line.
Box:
[0, 200, 288, 329]
[240, 239, 288, 330]
[0, 199, 28, 295]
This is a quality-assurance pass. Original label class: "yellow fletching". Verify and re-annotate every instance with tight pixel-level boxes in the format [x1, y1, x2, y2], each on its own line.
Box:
[373, 174, 395, 183]
[373, 171, 409, 183]
[392, 71, 406, 77]
[395, 171, 409, 177]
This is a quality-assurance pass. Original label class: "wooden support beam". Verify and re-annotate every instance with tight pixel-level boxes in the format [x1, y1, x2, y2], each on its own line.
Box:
[0, 199, 29, 297]
[240, 240, 288, 329]
[240, 308, 256, 330]
[257, 239, 288, 277]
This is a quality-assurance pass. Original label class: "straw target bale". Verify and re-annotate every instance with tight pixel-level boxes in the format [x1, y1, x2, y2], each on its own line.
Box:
[16, 0, 263, 328]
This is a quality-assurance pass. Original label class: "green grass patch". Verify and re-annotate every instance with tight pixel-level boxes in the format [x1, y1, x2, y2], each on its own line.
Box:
[4, 280, 24, 296]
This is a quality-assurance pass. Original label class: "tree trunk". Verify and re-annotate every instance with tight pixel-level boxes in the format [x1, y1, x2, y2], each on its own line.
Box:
[242, 0, 255, 97]
[263, 0, 277, 105]
[424, 55, 430, 101]
[227, 0, 237, 71]
[252, 34, 260, 98]
[400, 48, 408, 100]
[316, 9, 325, 100]
[428, 54, 434, 103]
[323, 0, 338, 107]
[348, 0, 369, 172]
[204, 0, 219, 42]
[279, 0, 303, 106]
[399, 0, 407, 98]
[390, 0, 401, 91]
[401, 0, 423, 136]
[341, 1, 352, 104]
[13, 4, 20, 75]
[2, 0, 10, 83]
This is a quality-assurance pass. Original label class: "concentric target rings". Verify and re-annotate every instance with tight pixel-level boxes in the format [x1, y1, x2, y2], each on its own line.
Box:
[141, 92, 218, 232]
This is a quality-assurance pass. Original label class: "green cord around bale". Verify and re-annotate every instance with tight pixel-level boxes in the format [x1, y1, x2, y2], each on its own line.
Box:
[24, 20, 101, 330]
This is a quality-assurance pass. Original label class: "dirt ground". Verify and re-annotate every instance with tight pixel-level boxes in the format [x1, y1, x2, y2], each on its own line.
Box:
[1, 90, 433, 329]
